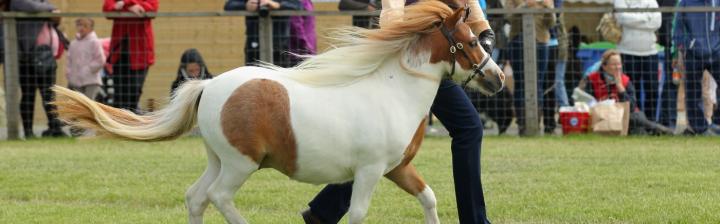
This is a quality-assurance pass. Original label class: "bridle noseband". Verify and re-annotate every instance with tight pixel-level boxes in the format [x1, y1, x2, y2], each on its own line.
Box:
[439, 20, 490, 88]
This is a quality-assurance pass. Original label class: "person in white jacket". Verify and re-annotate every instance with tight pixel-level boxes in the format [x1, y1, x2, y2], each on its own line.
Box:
[614, 0, 664, 130]
[300, 0, 496, 223]
[66, 18, 105, 100]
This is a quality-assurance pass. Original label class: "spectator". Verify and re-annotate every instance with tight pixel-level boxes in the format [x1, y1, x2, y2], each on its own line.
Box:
[673, 0, 720, 135]
[224, 0, 303, 67]
[289, 0, 317, 66]
[552, 0, 569, 107]
[614, 0, 663, 128]
[66, 18, 105, 101]
[170, 48, 213, 93]
[506, 0, 556, 134]
[656, 0, 678, 130]
[10, 0, 66, 138]
[102, 0, 158, 113]
[339, 0, 379, 29]
[577, 49, 673, 135]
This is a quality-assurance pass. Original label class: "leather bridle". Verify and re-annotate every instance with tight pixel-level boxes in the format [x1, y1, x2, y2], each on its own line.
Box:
[438, 20, 490, 88]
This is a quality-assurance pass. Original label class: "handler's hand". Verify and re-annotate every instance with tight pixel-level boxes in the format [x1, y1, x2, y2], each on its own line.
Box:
[478, 29, 495, 54]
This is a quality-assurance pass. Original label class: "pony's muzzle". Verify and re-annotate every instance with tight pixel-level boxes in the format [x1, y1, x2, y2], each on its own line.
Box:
[476, 60, 505, 95]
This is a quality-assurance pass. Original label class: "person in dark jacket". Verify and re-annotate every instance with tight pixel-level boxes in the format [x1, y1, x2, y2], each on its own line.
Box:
[673, 0, 720, 135]
[338, 0, 380, 29]
[224, 0, 303, 68]
[9, 0, 65, 138]
[103, 0, 158, 113]
[170, 49, 213, 93]
[578, 50, 673, 135]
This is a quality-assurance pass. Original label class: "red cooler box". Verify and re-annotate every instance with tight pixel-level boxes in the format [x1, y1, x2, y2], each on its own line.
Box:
[559, 111, 590, 135]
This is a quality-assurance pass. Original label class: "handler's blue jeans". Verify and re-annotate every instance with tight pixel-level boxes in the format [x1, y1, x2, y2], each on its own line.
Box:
[307, 79, 490, 224]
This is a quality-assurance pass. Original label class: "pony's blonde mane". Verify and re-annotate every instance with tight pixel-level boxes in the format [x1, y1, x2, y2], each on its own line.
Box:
[261, 1, 453, 86]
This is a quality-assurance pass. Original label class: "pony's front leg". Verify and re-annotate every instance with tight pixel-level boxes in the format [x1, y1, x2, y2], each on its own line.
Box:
[348, 165, 386, 224]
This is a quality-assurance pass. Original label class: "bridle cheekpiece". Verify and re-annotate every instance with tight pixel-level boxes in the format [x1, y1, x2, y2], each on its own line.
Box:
[438, 8, 490, 88]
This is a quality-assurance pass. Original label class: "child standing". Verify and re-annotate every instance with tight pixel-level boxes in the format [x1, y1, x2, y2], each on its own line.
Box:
[66, 18, 105, 100]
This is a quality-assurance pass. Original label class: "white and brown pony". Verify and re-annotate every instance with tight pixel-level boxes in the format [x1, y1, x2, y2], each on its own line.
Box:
[52, 2, 504, 223]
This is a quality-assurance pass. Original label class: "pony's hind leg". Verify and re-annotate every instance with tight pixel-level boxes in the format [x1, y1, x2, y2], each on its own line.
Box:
[385, 164, 439, 224]
[206, 155, 259, 224]
[186, 145, 221, 224]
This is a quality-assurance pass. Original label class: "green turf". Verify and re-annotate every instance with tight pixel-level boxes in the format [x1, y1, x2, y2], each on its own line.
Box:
[1, 136, 718, 223]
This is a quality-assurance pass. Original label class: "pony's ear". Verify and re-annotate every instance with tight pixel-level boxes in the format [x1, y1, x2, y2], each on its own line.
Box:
[463, 5, 471, 22]
[445, 7, 466, 29]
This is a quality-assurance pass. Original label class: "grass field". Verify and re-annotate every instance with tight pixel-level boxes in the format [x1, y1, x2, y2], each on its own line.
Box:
[1, 136, 719, 223]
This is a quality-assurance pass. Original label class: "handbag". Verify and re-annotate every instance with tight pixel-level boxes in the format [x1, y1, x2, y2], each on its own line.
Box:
[27, 23, 58, 75]
[29, 44, 57, 75]
[596, 12, 622, 44]
[590, 101, 630, 136]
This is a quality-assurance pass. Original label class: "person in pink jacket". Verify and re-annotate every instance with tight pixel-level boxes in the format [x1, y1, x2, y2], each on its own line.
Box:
[66, 18, 105, 100]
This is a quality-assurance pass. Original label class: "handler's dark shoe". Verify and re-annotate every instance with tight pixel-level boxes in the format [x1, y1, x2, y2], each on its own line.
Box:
[41, 128, 68, 137]
[301, 209, 325, 224]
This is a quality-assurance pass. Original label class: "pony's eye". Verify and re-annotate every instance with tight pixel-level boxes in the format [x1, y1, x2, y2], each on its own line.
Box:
[469, 39, 478, 47]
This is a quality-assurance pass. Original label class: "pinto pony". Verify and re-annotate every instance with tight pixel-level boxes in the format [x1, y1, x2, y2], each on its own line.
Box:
[52, 2, 504, 223]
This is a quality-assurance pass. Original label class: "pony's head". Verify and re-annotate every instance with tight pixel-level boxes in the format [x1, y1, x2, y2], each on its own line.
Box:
[427, 6, 505, 95]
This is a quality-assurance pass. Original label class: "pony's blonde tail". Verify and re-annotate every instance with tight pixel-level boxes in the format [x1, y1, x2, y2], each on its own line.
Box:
[51, 80, 209, 141]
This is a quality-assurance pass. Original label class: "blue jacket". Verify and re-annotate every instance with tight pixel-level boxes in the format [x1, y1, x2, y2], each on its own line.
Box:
[673, 0, 720, 58]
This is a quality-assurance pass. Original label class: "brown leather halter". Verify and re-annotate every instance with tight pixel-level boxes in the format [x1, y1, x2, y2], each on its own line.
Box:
[438, 14, 490, 88]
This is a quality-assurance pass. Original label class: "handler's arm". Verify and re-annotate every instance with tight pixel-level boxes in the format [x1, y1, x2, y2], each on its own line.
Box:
[379, 0, 404, 28]
[466, 0, 495, 53]
[466, 0, 490, 33]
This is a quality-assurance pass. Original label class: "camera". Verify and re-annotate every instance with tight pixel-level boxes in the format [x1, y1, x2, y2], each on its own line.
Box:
[603, 73, 617, 85]
[259, 5, 270, 17]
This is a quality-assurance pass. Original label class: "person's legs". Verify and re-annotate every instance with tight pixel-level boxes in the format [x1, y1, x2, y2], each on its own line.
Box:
[306, 181, 353, 223]
[113, 69, 147, 113]
[630, 111, 674, 135]
[640, 54, 660, 122]
[508, 37, 525, 132]
[683, 55, 708, 133]
[658, 17, 677, 128]
[621, 54, 645, 111]
[113, 72, 131, 110]
[126, 68, 148, 113]
[37, 67, 62, 133]
[113, 38, 133, 111]
[431, 79, 490, 224]
[537, 44, 553, 133]
[659, 65, 678, 129]
[19, 65, 37, 138]
[554, 59, 569, 107]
